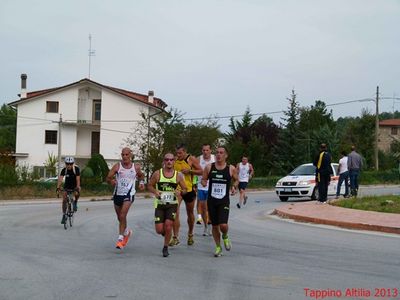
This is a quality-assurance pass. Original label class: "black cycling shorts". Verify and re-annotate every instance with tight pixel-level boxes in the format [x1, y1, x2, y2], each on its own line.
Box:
[182, 190, 196, 203]
[207, 199, 230, 225]
[155, 203, 178, 224]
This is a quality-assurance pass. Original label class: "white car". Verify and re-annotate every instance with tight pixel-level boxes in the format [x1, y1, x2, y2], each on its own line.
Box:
[275, 163, 343, 202]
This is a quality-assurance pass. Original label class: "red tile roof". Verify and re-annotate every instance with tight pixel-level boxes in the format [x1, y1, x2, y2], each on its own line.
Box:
[379, 119, 400, 126]
[8, 78, 167, 110]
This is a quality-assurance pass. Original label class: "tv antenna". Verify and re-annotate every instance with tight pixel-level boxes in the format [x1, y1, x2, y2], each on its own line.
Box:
[88, 34, 96, 79]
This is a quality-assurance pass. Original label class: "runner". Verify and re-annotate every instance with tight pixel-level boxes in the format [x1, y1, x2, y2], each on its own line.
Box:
[106, 147, 145, 250]
[170, 143, 202, 246]
[201, 146, 238, 257]
[57, 156, 81, 224]
[197, 143, 215, 236]
[236, 155, 254, 208]
[147, 153, 187, 257]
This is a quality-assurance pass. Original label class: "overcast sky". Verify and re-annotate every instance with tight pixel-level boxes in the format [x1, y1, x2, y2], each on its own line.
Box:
[1, 0, 399, 131]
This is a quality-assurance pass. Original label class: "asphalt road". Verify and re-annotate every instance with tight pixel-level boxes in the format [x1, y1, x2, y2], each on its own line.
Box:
[1, 189, 399, 300]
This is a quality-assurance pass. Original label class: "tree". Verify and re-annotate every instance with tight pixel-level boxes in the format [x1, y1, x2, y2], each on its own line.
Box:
[277, 89, 304, 172]
[0, 104, 17, 151]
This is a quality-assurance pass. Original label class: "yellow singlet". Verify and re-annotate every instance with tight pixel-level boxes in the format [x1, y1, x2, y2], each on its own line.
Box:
[174, 154, 193, 192]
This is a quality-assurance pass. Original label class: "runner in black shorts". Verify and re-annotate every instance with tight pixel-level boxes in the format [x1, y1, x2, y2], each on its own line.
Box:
[201, 146, 238, 257]
[148, 153, 187, 257]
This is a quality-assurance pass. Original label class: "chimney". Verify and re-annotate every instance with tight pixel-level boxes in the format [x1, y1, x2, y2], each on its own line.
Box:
[20, 74, 27, 99]
[148, 90, 154, 104]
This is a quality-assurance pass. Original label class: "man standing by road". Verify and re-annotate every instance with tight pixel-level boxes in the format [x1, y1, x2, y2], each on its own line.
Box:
[197, 143, 215, 236]
[236, 155, 254, 209]
[202, 146, 238, 257]
[313, 143, 332, 203]
[171, 144, 202, 246]
[107, 147, 145, 250]
[348, 145, 363, 197]
[147, 153, 187, 257]
[336, 151, 350, 199]
[57, 156, 81, 224]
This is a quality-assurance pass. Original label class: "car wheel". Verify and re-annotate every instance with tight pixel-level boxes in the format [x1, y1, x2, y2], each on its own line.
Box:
[279, 196, 288, 202]
[311, 187, 319, 200]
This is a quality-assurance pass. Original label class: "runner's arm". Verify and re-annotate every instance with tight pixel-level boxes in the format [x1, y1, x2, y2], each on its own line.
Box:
[201, 164, 211, 187]
[134, 163, 146, 190]
[147, 170, 161, 198]
[177, 172, 188, 196]
[106, 164, 119, 186]
[189, 156, 203, 176]
[230, 165, 239, 195]
[249, 163, 255, 179]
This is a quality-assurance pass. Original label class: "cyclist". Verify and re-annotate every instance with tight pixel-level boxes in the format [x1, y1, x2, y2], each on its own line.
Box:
[57, 156, 81, 224]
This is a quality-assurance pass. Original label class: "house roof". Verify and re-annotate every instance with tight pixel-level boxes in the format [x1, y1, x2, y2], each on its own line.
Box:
[379, 119, 400, 126]
[8, 78, 167, 110]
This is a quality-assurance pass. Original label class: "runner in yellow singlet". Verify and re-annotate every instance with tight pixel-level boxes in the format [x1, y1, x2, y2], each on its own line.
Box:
[170, 143, 202, 246]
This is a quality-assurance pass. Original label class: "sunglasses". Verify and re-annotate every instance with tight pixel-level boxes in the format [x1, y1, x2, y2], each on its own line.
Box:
[164, 158, 174, 162]
[66, 163, 73, 165]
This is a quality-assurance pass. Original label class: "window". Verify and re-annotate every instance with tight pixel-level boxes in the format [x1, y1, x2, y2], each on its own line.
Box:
[93, 100, 101, 122]
[45, 130, 58, 144]
[46, 101, 59, 113]
[391, 127, 398, 135]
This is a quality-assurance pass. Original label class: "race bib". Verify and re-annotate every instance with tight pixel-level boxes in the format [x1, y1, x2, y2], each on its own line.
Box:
[160, 191, 175, 202]
[211, 183, 226, 199]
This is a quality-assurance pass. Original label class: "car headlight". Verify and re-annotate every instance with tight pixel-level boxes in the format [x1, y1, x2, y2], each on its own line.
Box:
[298, 180, 310, 186]
[276, 180, 283, 187]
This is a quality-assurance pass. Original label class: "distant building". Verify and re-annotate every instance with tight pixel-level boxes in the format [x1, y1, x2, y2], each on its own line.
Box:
[378, 119, 400, 152]
[8, 74, 167, 177]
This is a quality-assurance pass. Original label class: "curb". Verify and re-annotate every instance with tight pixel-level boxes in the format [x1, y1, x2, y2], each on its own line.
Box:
[273, 205, 400, 235]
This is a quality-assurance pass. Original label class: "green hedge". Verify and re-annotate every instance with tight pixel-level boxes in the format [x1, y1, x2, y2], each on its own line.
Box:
[359, 169, 400, 185]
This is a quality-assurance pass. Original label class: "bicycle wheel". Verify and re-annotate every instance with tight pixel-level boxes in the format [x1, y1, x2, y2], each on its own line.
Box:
[69, 211, 74, 227]
[63, 213, 68, 230]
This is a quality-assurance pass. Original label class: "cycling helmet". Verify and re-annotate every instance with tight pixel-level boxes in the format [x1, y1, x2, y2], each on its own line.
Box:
[64, 156, 74, 164]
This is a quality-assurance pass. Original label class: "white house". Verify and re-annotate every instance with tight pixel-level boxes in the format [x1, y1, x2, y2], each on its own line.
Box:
[8, 74, 167, 177]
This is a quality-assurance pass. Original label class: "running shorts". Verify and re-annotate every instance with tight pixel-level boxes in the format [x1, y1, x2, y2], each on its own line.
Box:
[207, 199, 230, 225]
[154, 203, 178, 224]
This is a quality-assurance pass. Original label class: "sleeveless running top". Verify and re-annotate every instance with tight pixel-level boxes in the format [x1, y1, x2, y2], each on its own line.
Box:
[156, 169, 178, 204]
[238, 162, 250, 182]
[114, 162, 137, 196]
[174, 154, 193, 192]
[198, 154, 215, 191]
[208, 163, 231, 202]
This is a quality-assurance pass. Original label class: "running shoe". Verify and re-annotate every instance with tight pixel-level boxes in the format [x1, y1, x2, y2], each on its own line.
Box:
[169, 236, 180, 247]
[236, 203, 241, 209]
[187, 234, 194, 246]
[243, 195, 248, 205]
[214, 245, 222, 257]
[223, 236, 231, 251]
[73, 201, 78, 212]
[196, 217, 203, 225]
[207, 226, 212, 236]
[203, 226, 208, 236]
[122, 229, 133, 247]
[162, 246, 169, 257]
[115, 239, 124, 249]
[61, 214, 66, 224]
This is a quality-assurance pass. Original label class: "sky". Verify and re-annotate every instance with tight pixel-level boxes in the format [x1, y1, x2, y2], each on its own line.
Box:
[1, 0, 399, 132]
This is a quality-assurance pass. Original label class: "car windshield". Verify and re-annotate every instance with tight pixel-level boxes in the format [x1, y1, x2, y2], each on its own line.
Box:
[289, 165, 316, 176]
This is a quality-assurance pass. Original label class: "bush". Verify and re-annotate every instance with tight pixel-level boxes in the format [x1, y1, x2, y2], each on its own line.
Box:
[248, 176, 281, 189]
[360, 169, 400, 185]
[86, 154, 109, 182]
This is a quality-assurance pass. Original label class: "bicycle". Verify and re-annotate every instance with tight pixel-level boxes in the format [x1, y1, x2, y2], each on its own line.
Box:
[57, 188, 77, 230]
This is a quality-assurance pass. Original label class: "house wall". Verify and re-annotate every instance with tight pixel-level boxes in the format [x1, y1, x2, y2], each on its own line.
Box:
[100, 89, 147, 161]
[15, 88, 79, 167]
[14, 82, 157, 173]
[378, 126, 400, 152]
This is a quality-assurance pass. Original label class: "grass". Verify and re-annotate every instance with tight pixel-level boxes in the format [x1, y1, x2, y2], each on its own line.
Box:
[332, 195, 400, 214]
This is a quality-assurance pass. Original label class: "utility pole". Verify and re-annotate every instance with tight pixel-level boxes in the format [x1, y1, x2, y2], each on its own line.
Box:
[375, 86, 379, 171]
[88, 34, 96, 79]
[57, 114, 63, 175]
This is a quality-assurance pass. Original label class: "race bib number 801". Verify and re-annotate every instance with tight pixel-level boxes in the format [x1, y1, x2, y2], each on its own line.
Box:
[211, 183, 226, 199]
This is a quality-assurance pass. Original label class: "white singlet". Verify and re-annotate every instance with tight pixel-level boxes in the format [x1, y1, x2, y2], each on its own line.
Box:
[114, 162, 137, 196]
[238, 163, 250, 183]
[198, 154, 215, 191]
